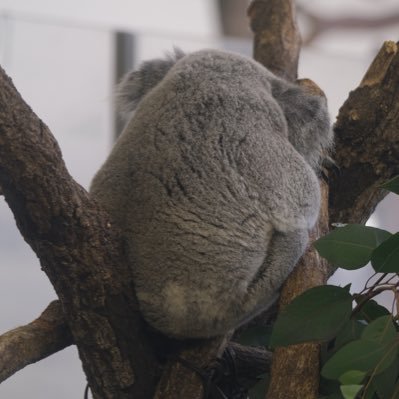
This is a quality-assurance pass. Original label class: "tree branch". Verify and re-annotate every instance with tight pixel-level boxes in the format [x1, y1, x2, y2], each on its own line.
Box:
[330, 40, 399, 225]
[154, 338, 272, 398]
[1, 296, 272, 394]
[248, 0, 301, 81]
[248, 1, 329, 398]
[267, 183, 330, 399]
[0, 66, 160, 398]
[0, 301, 72, 383]
[154, 337, 229, 399]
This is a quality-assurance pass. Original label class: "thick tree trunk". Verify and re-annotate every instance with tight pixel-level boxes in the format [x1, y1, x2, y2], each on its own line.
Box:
[0, 66, 161, 399]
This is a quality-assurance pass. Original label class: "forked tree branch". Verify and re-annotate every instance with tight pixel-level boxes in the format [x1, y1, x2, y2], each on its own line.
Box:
[0, 301, 72, 383]
[0, 65, 160, 399]
[0, 299, 272, 392]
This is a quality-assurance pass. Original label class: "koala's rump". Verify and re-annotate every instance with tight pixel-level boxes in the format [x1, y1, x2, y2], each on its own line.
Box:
[119, 108, 317, 337]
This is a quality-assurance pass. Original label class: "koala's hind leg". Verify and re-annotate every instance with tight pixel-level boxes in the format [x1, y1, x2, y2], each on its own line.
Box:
[237, 228, 309, 326]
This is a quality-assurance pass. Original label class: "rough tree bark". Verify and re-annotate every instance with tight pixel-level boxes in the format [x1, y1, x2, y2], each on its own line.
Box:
[0, 64, 161, 399]
[0, 301, 72, 383]
[0, 1, 399, 399]
[249, 1, 328, 397]
[249, 2, 399, 399]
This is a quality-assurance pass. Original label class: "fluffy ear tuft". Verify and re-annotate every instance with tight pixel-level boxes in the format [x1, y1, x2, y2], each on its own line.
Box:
[116, 48, 185, 123]
[271, 78, 333, 171]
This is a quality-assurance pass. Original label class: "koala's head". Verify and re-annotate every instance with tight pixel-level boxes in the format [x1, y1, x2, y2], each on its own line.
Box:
[116, 48, 185, 123]
[271, 77, 333, 171]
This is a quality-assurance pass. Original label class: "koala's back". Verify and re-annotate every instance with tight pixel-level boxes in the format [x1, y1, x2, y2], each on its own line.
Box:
[91, 50, 320, 337]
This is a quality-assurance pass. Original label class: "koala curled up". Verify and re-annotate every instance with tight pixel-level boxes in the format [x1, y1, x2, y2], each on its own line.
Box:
[90, 49, 332, 339]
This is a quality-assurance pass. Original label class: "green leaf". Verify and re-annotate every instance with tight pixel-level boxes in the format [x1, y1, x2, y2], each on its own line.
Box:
[237, 325, 272, 347]
[314, 225, 391, 270]
[322, 316, 398, 382]
[390, 382, 399, 399]
[361, 316, 398, 374]
[319, 376, 343, 396]
[270, 285, 352, 347]
[249, 374, 269, 399]
[340, 384, 363, 399]
[321, 339, 386, 380]
[371, 233, 399, 273]
[354, 299, 390, 322]
[372, 358, 399, 399]
[361, 315, 396, 343]
[381, 176, 399, 195]
[334, 320, 366, 350]
[339, 370, 366, 385]
[362, 385, 378, 399]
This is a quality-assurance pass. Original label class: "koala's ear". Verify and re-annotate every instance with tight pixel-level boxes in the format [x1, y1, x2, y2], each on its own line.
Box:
[116, 48, 185, 122]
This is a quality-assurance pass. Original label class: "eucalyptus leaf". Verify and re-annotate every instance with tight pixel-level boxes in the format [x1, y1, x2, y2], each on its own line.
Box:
[321, 339, 385, 380]
[314, 225, 391, 270]
[237, 325, 272, 347]
[362, 386, 378, 399]
[339, 370, 366, 385]
[270, 285, 352, 347]
[361, 315, 396, 343]
[361, 316, 398, 374]
[334, 320, 365, 350]
[381, 175, 399, 195]
[389, 382, 399, 399]
[340, 384, 363, 399]
[249, 374, 269, 399]
[319, 377, 342, 396]
[354, 299, 390, 322]
[372, 358, 399, 399]
[371, 233, 399, 273]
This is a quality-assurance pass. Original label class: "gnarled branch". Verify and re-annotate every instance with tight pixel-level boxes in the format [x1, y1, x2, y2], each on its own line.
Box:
[330, 40, 399, 225]
[0, 66, 160, 399]
[0, 298, 272, 395]
[0, 301, 72, 383]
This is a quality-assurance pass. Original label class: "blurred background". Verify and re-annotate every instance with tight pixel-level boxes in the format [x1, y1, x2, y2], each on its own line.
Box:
[0, 0, 398, 397]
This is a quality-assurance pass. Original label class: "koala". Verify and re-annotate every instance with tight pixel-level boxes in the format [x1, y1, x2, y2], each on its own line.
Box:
[90, 49, 332, 339]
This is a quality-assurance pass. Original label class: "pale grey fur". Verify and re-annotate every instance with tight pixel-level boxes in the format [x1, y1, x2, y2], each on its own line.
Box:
[90, 49, 332, 338]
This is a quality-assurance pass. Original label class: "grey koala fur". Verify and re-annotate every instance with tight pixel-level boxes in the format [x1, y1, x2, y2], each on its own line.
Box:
[90, 49, 332, 339]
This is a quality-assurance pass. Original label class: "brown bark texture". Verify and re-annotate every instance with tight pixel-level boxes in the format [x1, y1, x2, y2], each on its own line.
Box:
[249, 6, 399, 399]
[330, 40, 399, 225]
[249, 1, 328, 398]
[0, 301, 72, 383]
[266, 183, 330, 399]
[154, 337, 228, 399]
[248, 0, 301, 81]
[0, 65, 161, 399]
